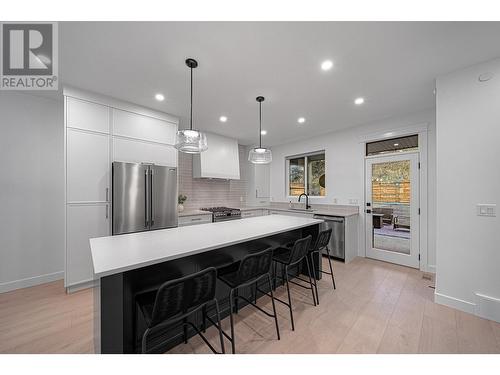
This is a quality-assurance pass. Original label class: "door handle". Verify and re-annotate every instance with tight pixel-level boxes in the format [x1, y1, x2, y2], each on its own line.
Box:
[144, 169, 149, 227]
[150, 169, 154, 226]
[366, 209, 372, 214]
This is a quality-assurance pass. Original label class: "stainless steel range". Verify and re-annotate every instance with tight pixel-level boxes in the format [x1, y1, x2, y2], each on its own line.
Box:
[200, 207, 241, 222]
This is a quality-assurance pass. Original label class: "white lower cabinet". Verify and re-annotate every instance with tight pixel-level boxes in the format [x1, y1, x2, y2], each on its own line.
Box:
[178, 214, 212, 227]
[66, 204, 110, 287]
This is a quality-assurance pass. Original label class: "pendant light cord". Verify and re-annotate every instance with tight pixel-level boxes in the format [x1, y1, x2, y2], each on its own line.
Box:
[259, 101, 262, 148]
[190, 66, 193, 131]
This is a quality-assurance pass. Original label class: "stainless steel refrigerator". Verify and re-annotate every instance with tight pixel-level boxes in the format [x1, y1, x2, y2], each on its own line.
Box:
[112, 162, 178, 235]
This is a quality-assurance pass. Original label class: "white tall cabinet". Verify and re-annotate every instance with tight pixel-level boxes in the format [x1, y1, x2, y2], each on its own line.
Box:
[64, 88, 178, 292]
[245, 149, 271, 206]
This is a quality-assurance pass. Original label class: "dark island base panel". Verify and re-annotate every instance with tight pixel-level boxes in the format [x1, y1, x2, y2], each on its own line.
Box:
[97, 224, 320, 354]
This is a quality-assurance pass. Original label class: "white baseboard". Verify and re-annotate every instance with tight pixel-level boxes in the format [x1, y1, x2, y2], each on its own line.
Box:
[66, 279, 98, 294]
[434, 291, 475, 314]
[474, 293, 500, 323]
[427, 264, 436, 273]
[0, 271, 64, 293]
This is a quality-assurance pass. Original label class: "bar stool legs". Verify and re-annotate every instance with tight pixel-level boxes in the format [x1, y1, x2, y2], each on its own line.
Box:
[309, 253, 319, 305]
[309, 247, 337, 304]
[272, 257, 318, 331]
[304, 256, 318, 306]
[283, 266, 295, 331]
[228, 289, 236, 354]
[325, 246, 337, 290]
[267, 274, 281, 342]
[221, 274, 280, 354]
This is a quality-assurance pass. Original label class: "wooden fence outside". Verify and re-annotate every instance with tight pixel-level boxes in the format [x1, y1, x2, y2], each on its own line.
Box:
[372, 181, 410, 203]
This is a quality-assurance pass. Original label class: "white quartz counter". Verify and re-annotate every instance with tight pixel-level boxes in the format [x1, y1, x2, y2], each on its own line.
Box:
[90, 214, 323, 278]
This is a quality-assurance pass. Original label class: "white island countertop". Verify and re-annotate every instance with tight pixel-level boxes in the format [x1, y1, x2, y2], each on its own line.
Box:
[90, 214, 323, 278]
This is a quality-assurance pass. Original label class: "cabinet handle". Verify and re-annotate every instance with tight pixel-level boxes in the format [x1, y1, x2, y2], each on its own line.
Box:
[256, 189, 258, 198]
[191, 217, 202, 221]
[105, 188, 109, 202]
[105, 204, 109, 219]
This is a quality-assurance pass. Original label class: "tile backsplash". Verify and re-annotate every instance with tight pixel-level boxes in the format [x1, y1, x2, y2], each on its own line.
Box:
[178, 145, 247, 209]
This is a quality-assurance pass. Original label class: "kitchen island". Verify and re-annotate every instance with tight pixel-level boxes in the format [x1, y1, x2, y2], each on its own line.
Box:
[90, 214, 323, 354]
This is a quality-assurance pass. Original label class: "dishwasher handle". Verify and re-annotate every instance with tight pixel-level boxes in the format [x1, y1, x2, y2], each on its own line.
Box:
[313, 215, 344, 223]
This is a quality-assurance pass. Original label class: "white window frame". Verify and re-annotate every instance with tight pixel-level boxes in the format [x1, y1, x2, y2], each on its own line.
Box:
[285, 150, 326, 198]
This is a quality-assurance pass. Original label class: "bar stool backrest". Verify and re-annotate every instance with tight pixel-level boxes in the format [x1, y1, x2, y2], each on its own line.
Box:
[149, 267, 217, 328]
[289, 235, 313, 264]
[312, 228, 332, 252]
[237, 247, 274, 285]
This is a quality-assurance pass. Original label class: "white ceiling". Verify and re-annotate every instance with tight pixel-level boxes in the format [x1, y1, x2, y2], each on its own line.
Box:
[59, 22, 500, 146]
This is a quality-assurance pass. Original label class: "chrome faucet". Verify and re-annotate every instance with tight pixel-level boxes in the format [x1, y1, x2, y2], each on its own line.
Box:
[298, 193, 311, 210]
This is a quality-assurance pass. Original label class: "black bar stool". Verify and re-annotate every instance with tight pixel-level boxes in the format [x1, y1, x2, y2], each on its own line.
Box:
[213, 247, 280, 354]
[272, 235, 316, 331]
[309, 228, 336, 304]
[135, 267, 225, 354]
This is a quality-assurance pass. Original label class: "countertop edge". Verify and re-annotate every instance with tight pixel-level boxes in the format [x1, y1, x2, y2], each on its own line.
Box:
[91, 216, 323, 278]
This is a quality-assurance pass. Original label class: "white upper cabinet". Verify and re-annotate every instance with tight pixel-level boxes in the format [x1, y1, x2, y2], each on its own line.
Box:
[254, 163, 271, 198]
[67, 129, 110, 202]
[193, 132, 240, 179]
[66, 97, 109, 133]
[113, 137, 177, 167]
[245, 153, 271, 205]
[113, 109, 177, 145]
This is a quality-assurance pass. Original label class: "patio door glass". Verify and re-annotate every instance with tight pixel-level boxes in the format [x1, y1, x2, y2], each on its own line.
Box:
[365, 152, 420, 268]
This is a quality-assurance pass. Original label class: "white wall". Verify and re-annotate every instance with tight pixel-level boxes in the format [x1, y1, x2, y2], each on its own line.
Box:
[269, 109, 436, 271]
[435, 58, 500, 322]
[0, 92, 64, 292]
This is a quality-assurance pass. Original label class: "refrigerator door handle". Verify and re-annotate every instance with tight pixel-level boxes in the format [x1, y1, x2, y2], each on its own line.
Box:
[144, 169, 149, 228]
[150, 168, 154, 226]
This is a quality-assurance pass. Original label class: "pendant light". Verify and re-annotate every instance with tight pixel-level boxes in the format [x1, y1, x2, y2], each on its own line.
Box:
[174, 58, 208, 154]
[248, 96, 272, 164]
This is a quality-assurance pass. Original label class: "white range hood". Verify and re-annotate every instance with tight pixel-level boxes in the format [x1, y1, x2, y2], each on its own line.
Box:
[192, 132, 240, 179]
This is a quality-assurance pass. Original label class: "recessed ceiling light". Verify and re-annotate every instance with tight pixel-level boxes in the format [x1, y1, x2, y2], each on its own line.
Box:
[321, 60, 334, 71]
[394, 143, 399, 146]
[219, 116, 228, 123]
[354, 97, 365, 105]
[261, 130, 267, 135]
[297, 117, 306, 124]
[155, 93, 165, 101]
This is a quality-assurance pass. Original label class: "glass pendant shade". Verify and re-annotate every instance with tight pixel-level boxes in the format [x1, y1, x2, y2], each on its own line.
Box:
[248, 147, 272, 164]
[175, 58, 208, 154]
[174, 129, 208, 154]
[249, 96, 272, 164]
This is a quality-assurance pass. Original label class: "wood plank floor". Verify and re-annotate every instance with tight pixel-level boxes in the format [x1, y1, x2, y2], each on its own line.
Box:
[1, 257, 499, 354]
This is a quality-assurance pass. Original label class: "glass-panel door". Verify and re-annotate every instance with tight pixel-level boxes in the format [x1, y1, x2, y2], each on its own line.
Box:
[365, 152, 420, 268]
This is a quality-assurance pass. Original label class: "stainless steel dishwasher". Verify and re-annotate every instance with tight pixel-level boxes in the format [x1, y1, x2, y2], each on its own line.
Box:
[313, 215, 345, 261]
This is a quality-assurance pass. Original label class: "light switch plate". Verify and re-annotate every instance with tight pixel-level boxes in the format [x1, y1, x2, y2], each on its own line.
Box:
[477, 204, 496, 217]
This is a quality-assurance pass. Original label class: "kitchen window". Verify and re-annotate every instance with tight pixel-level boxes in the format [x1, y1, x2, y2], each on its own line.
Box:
[286, 151, 326, 197]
